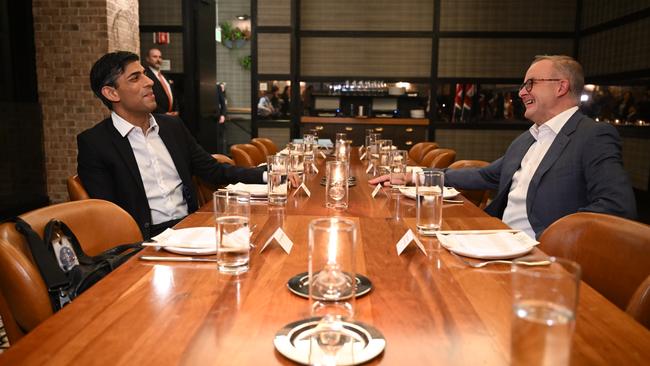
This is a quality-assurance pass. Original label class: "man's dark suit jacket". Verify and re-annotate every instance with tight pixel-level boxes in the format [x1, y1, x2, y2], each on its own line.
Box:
[144, 67, 177, 114]
[445, 111, 637, 239]
[77, 114, 263, 238]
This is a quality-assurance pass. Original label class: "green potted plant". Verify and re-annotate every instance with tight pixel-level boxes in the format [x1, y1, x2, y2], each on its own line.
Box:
[220, 21, 250, 49]
[239, 55, 251, 70]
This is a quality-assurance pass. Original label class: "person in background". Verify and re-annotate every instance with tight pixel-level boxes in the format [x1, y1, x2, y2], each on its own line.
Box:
[143, 48, 178, 116]
[371, 55, 636, 239]
[257, 85, 279, 118]
[79, 51, 266, 239]
[301, 85, 314, 116]
[216, 82, 228, 154]
[280, 85, 290, 118]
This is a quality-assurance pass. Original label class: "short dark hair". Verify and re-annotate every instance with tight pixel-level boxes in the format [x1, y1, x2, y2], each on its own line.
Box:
[89, 51, 140, 109]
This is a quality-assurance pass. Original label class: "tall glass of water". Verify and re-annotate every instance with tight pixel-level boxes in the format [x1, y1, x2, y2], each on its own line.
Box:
[389, 150, 408, 191]
[267, 155, 288, 205]
[511, 257, 581, 366]
[415, 170, 444, 233]
[213, 190, 251, 275]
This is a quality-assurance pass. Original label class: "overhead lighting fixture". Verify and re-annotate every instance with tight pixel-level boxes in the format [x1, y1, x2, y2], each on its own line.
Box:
[236, 14, 249, 20]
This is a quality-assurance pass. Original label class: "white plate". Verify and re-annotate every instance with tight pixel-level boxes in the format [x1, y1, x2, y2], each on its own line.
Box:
[399, 186, 460, 199]
[152, 227, 217, 256]
[225, 183, 268, 197]
[164, 246, 216, 256]
[438, 232, 538, 259]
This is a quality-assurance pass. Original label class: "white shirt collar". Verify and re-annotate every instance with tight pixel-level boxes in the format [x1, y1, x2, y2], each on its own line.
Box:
[148, 66, 161, 76]
[111, 111, 158, 137]
[529, 106, 578, 140]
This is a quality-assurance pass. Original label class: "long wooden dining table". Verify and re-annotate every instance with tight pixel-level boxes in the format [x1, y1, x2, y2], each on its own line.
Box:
[1, 150, 649, 365]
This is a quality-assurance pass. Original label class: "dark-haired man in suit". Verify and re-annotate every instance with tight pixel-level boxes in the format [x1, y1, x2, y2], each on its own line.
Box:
[143, 48, 178, 116]
[78, 51, 265, 239]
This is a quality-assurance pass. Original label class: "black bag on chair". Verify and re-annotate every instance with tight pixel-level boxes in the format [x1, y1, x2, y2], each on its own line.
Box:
[11, 217, 142, 312]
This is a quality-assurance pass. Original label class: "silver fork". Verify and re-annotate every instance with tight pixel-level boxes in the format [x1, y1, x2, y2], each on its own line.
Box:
[450, 251, 551, 268]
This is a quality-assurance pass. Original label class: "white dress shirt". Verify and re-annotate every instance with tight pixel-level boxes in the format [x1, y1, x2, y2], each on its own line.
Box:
[112, 112, 187, 224]
[502, 106, 578, 238]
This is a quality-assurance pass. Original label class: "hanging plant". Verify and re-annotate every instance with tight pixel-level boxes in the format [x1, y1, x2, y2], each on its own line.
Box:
[239, 55, 251, 70]
[220, 21, 250, 49]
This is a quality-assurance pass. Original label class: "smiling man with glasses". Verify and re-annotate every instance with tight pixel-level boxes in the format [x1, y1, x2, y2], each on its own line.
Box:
[371, 55, 637, 239]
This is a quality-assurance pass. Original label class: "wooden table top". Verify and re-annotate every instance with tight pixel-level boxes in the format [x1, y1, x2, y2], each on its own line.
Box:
[1, 151, 649, 365]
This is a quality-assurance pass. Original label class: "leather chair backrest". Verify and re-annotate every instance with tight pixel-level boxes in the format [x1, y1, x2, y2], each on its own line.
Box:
[231, 143, 265, 167]
[539, 212, 650, 328]
[422, 148, 456, 168]
[408, 142, 438, 165]
[252, 137, 278, 155]
[251, 140, 270, 157]
[213, 153, 235, 166]
[627, 275, 650, 329]
[0, 199, 143, 343]
[447, 160, 491, 208]
[67, 175, 90, 201]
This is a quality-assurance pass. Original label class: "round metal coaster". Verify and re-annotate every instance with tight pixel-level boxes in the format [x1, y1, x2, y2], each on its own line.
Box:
[274, 317, 386, 365]
[319, 176, 357, 187]
[287, 272, 372, 299]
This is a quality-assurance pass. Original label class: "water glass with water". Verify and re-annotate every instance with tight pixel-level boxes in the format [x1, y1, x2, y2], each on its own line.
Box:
[510, 257, 581, 366]
[415, 171, 444, 233]
[213, 190, 251, 274]
[267, 155, 288, 205]
[389, 150, 408, 190]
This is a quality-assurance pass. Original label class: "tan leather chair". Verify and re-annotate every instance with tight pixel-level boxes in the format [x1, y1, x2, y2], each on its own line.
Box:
[230, 143, 265, 167]
[408, 142, 438, 165]
[67, 175, 90, 201]
[194, 154, 237, 207]
[0, 199, 143, 343]
[422, 148, 456, 168]
[539, 212, 650, 328]
[447, 160, 491, 209]
[251, 137, 278, 156]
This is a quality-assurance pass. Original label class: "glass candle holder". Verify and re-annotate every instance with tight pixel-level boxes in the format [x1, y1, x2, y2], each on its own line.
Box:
[325, 161, 349, 210]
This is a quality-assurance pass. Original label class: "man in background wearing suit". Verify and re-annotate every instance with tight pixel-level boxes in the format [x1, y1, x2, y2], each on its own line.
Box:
[78, 51, 265, 239]
[371, 55, 636, 239]
[143, 48, 178, 116]
[216, 82, 228, 154]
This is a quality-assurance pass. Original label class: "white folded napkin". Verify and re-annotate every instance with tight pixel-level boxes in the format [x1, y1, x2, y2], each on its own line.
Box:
[438, 232, 538, 257]
[152, 227, 215, 248]
[226, 183, 268, 196]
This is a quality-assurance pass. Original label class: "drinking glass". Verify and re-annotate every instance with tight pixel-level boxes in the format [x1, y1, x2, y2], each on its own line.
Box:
[335, 132, 347, 144]
[308, 218, 357, 365]
[377, 139, 393, 175]
[325, 160, 349, 210]
[415, 171, 444, 233]
[267, 155, 288, 205]
[288, 143, 305, 187]
[213, 190, 251, 274]
[511, 257, 581, 366]
[334, 140, 351, 163]
[389, 150, 408, 190]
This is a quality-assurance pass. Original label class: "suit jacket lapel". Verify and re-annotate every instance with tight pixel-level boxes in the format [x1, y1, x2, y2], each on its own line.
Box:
[503, 133, 535, 188]
[527, 111, 581, 206]
[105, 120, 147, 197]
[157, 119, 190, 182]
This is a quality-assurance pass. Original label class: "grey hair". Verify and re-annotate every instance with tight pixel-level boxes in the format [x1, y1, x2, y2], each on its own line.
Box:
[532, 55, 584, 102]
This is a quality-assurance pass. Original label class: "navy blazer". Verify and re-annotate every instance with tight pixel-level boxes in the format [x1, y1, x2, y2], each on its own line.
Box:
[144, 67, 177, 114]
[77, 114, 264, 238]
[445, 111, 637, 238]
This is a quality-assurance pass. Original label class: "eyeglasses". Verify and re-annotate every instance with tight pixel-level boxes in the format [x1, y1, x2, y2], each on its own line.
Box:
[519, 78, 562, 93]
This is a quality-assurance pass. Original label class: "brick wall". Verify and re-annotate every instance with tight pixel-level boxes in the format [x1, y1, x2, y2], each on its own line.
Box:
[32, 0, 139, 203]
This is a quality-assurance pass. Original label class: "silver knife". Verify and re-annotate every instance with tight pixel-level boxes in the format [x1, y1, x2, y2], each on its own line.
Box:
[140, 255, 218, 262]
